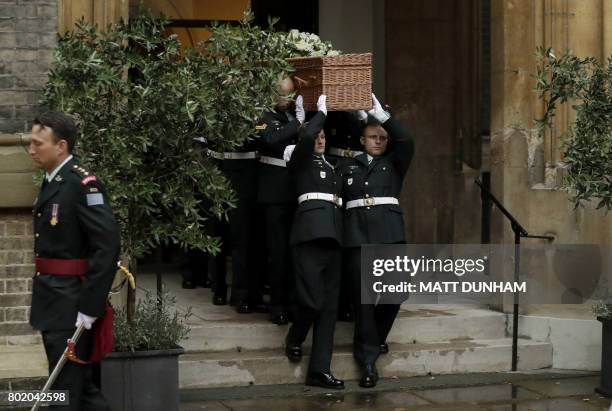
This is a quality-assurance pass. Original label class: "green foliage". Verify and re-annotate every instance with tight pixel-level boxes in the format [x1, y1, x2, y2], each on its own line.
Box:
[535, 47, 612, 210]
[592, 301, 612, 320]
[113, 290, 191, 352]
[193, 12, 294, 152]
[42, 9, 291, 259]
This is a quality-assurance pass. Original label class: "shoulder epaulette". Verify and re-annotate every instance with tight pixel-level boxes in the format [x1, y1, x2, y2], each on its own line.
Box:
[71, 164, 97, 184]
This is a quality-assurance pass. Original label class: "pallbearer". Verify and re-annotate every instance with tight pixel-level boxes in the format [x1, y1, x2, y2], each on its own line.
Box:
[284, 95, 345, 389]
[256, 78, 303, 325]
[340, 94, 415, 388]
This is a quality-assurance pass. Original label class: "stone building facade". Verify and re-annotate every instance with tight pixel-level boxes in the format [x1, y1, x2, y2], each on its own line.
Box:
[0, 0, 58, 351]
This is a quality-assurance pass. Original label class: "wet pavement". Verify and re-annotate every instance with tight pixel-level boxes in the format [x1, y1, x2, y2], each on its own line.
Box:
[180, 371, 611, 411]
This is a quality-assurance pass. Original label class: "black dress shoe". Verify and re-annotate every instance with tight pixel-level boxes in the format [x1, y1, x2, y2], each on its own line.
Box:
[285, 342, 302, 363]
[305, 372, 345, 389]
[359, 364, 379, 388]
[380, 342, 389, 354]
[337, 310, 354, 322]
[236, 301, 252, 314]
[182, 280, 196, 289]
[271, 312, 288, 325]
[212, 294, 227, 306]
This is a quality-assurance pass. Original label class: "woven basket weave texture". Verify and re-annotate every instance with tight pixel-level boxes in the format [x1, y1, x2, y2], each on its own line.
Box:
[289, 53, 372, 111]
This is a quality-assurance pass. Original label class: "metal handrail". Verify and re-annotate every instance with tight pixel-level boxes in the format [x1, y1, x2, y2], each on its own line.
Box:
[475, 178, 555, 371]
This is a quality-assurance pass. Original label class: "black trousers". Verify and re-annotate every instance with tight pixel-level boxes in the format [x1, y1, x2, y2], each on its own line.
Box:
[338, 249, 354, 316]
[262, 203, 294, 315]
[228, 196, 262, 303]
[287, 239, 341, 374]
[346, 247, 403, 367]
[42, 329, 109, 411]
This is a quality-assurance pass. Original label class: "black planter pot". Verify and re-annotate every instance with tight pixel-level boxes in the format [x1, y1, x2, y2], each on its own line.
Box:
[596, 316, 612, 397]
[101, 347, 184, 411]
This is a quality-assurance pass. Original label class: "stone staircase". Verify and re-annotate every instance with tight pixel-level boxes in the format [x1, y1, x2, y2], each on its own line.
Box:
[0, 272, 554, 389]
[176, 301, 553, 389]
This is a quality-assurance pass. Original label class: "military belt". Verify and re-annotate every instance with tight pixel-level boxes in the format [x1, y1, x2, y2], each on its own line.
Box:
[345, 197, 399, 209]
[206, 150, 258, 160]
[259, 155, 287, 167]
[298, 192, 343, 207]
[328, 147, 363, 158]
[35, 257, 88, 277]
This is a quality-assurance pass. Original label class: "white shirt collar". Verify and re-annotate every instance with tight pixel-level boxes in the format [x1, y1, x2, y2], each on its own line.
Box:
[46, 155, 73, 182]
[367, 154, 373, 164]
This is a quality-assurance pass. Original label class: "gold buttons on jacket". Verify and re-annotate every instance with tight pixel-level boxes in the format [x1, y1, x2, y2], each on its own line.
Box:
[37, 213, 41, 217]
[365, 181, 369, 186]
[35, 233, 39, 238]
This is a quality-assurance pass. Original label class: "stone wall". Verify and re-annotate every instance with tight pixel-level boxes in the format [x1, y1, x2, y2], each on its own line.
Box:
[0, 210, 38, 345]
[0, 0, 58, 134]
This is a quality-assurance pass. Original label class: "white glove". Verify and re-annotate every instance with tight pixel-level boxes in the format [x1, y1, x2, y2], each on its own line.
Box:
[354, 110, 368, 122]
[75, 312, 97, 330]
[295, 95, 305, 124]
[316, 95, 327, 116]
[283, 144, 296, 161]
[367, 93, 391, 123]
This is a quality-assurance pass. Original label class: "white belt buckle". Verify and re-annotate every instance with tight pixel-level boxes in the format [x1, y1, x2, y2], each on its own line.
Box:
[364, 197, 375, 206]
[333, 194, 340, 206]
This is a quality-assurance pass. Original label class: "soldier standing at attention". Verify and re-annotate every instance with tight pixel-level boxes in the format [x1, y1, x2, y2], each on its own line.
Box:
[28, 111, 120, 410]
[284, 95, 345, 389]
[257, 78, 304, 325]
[340, 95, 415, 388]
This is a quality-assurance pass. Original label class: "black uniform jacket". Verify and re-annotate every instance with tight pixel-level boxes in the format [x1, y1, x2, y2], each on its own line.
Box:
[340, 118, 414, 248]
[218, 139, 259, 200]
[30, 158, 121, 331]
[288, 112, 343, 246]
[257, 108, 300, 204]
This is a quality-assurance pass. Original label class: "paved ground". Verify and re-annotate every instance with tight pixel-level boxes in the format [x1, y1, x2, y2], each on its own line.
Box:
[179, 371, 610, 411]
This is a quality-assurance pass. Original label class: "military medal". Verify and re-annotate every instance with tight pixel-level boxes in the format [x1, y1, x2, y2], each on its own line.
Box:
[50, 203, 59, 226]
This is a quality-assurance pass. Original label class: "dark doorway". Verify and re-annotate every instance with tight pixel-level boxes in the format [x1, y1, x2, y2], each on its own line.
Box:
[251, 0, 318, 33]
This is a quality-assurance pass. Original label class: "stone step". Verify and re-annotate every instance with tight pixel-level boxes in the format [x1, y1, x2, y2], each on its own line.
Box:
[182, 306, 507, 352]
[0, 344, 47, 380]
[179, 338, 553, 389]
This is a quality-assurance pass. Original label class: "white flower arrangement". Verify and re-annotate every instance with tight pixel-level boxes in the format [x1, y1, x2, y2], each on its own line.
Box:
[285, 29, 340, 57]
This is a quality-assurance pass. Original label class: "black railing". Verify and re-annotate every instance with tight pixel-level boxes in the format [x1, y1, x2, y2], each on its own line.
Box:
[475, 178, 555, 371]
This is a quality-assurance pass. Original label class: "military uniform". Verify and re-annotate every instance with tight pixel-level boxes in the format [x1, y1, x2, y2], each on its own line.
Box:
[339, 117, 414, 368]
[324, 111, 364, 321]
[30, 157, 120, 411]
[286, 111, 343, 376]
[257, 108, 301, 320]
[207, 140, 264, 311]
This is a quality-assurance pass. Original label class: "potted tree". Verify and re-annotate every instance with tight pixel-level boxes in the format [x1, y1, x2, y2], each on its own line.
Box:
[100, 291, 191, 411]
[535, 47, 612, 396]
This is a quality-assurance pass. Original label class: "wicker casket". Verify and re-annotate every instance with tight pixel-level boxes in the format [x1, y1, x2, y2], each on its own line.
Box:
[288, 53, 372, 111]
